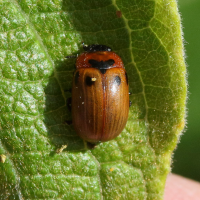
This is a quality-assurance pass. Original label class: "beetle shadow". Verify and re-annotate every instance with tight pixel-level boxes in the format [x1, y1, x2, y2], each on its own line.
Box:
[43, 57, 88, 155]
[43, 0, 127, 154]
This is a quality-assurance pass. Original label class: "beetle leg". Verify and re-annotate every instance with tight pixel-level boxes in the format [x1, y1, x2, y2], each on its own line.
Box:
[65, 54, 78, 59]
[64, 98, 72, 125]
[64, 88, 72, 93]
[67, 97, 72, 111]
[82, 41, 87, 48]
[87, 142, 97, 149]
[64, 120, 72, 125]
[129, 92, 132, 107]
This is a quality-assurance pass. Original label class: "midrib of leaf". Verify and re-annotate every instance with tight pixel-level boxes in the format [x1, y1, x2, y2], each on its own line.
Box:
[112, 0, 158, 197]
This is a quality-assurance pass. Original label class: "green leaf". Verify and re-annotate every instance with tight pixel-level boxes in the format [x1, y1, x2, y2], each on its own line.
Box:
[0, 0, 186, 199]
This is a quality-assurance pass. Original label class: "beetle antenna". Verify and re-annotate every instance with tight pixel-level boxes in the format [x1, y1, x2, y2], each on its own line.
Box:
[82, 41, 88, 48]
[65, 54, 78, 59]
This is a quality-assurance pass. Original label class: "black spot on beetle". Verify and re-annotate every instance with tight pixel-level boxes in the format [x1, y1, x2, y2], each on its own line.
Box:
[125, 72, 128, 85]
[88, 59, 115, 74]
[85, 76, 95, 86]
[88, 59, 98, 67]
[99, 69, 107, 74]
[106, 59, 115, 66]
[114, 76, 121, 86]
[75, 71, 80, 85]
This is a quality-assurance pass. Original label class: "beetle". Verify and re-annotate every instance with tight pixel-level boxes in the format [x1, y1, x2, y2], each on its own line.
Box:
[70, 44, 130, 143]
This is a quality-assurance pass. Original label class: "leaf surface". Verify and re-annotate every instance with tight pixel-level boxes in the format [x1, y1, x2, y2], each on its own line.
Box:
[0, 0, 186, 199]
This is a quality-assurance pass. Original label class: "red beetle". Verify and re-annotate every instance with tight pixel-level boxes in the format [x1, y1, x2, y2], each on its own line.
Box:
[71, 44, 130, 143]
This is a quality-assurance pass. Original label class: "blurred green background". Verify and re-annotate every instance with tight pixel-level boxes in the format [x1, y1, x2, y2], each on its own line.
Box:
[172, 0, 200, 182]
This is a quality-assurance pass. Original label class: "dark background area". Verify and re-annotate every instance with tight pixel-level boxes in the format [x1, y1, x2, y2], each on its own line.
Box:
[172, 0, 200, 182]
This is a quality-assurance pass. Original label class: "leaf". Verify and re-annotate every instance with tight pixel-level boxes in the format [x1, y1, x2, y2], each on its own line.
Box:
[0, 0, 186, 200]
